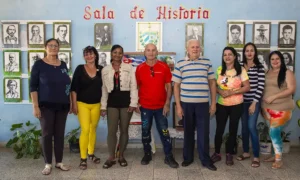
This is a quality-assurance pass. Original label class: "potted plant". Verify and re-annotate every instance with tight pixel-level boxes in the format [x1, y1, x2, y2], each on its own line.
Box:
[281, 130, 291, 153]
[257, 121, 272, 154]
[65, 127, 80, 153]
[6, 120, 42, 159]
[222, 133, 242, 155]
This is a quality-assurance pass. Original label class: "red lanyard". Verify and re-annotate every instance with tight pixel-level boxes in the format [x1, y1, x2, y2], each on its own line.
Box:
[114, 71, 119, 88]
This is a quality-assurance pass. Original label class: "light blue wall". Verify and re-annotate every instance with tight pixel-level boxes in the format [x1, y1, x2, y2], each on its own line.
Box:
[0, 0, 299, 145]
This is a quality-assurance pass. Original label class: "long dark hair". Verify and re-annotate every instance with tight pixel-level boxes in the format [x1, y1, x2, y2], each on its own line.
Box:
[83, 46, 99, 69]
[282, 52, 293, 65]
[45, 38, 60, 58]
[242, 42, 262, 70]
[221, 47, 241, 76]
[268, 51, 287, 89]
[110, 44, 124, 62]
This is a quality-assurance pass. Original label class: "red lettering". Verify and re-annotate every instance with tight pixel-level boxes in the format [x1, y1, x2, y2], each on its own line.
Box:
[130, 6, 138, 19]
[168, 7, 172, 19]
[173, 10, 178, 19]
[183, 10, 189, 19]
[102, 6, 106, 19]
[179, 6, 184, 19]
[190, 9, 196, 19]
[94, 9, 101, 19]
[108, 10, 114, 19]
[139, 9, 144, 19]
[84, 6, 91, 20]
[156, 6, 166, 20]
[203, 10, 209, 19]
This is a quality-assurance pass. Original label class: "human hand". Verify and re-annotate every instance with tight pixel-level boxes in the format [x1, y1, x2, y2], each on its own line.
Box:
[135, 105, 141, 114]
[176, 105, 184, 119]
[128, 106, 136, 112]
[72, 104, 78, 115]
[33, 106, 41, 119]
[209, 103, 216, 116]
[249, 102, 256, 115]
[163, 103, 170, 117]
[101, 110, 107, 117]
[264, 95, 276, 104]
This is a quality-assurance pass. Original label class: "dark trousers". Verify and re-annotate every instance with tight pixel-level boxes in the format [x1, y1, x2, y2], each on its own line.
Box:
[39, 107, 68, 164]
[140, 107, 172, 156]
[181, 102, 212, 166]
[214, 103, 243, 154]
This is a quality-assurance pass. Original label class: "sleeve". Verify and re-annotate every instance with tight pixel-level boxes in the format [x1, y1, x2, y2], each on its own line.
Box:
[70, 65, 82, 92]
[100, 68, 109, 110]
[241, 67, 249, 81]
[30, 61, 40, 92]
[165, 64, 172, 83]
[171, 62, 182, 83]
[207, 61, 215, 80]
[253, 67, 265, 102]
[129, 66, 138, 107]
[135, 66, 141, 87]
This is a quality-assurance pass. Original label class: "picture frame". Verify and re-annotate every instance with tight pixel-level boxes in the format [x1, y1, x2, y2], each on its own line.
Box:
[28, 50, 45, 75]
[98, 52, 111, 67]
[257, 49, 270, 71]
[185, 23, 204, 55]
[278, 22, 296, 48]
[58, 50, 72, 74]
[253, 22, 271, 48]
[172, 102, 183, 129]
[279, 49, 295, 72]
[3, 50, 21, 76]
[94, 23, 113, 51]
[1, 22, 20, 48]
[236, 49, 243, 64]
[136, 22, 163, 51]
[53, 22, 71, 48]
[27, 22, 45, 48]
[227, 22, 245, 48]
[3, 77, 22, 102]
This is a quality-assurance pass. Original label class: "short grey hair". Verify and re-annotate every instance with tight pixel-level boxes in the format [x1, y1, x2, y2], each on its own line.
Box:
[186, 39, 200, 49]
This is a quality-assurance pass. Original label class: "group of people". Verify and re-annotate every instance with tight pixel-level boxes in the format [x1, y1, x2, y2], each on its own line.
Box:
[30, 38, 296, 175]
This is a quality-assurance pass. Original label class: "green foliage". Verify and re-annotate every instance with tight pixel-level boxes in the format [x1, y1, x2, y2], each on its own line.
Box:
[281, 131, 291, 142]
[65, 127, 80, 144]
[6, 120, 42, 159]
[257, 121, 271, 143]
[223, 133, 242, 144]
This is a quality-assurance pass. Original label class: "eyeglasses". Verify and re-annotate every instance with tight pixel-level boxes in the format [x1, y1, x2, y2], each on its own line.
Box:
[150, 67, 155, 77]
[47, 44, 59, 49]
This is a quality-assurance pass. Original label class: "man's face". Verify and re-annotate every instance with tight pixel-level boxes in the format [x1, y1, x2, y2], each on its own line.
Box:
[144, 44, 158, 60]
[9, 54, 15, 63]
[59, 54, 68, 64]
[192, 27, 198, 35]
[187, 40, 201, 59]
[58, 27, 67, 39]
[7, 26, 16, 37]
[32, 26, 40, 36]
[100, 54, 106, 62]
[258, 30, 265, 36]
[231, 28, 240, 41]
[8, 81, 17, 91]
[282, 29, 292, 40]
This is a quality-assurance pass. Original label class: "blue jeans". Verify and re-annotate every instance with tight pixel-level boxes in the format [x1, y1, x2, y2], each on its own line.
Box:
[140, 107, 172, 156]
[241, 102, 261, 158]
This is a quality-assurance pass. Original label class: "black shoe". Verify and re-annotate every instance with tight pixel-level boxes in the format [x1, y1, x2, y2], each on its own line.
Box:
[164, 155, 179, 168]
[181, 161, 193, 167]
[141, 153, 152, 165]
[204, 164, 217, 171]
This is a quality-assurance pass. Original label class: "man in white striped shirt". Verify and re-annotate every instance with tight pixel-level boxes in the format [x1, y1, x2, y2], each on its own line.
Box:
[172, 39, 217, 171]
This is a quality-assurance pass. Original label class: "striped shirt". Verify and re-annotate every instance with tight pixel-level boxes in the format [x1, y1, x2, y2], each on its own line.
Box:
[241, 63, 265, 103]
[172, 57, 215, 103]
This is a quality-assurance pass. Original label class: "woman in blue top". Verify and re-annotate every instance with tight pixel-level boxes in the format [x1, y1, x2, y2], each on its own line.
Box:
[30, 38, 71, 175]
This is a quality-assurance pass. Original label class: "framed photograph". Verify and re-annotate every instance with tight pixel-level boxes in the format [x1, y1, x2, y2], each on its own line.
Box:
[94, 23, 113, 51]
[279, 50, 295, 72]
[236, 50, 243, 64]
[123, 52, 176, 72]
[3, 50, 21, 76]
[1, 22, 20, 48]
[185, 23, 204, 54]
[172, 102, 183, 129]
[278, 22, 296, 48]
[227, 22, 245, 48]
[257, 49, 270, 71]
[28, 50, 45, 74]
[136, 22, 163, 51]
[53, 22, 71, 48]
[98, 52, 111, 67]
[253, 22, 271, 48]
[27, 22, 45, 48]
[58, 51, 72, 73]
[3, 77, 22, 102]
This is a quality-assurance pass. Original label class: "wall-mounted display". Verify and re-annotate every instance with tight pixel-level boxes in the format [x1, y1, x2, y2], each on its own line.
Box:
[185, 23, 204, 53]
[136, 22, 163, 51]
[3, 50, 21, 76]
[3, 77, 22, 102]
[278, 22, 296, 48]
[253, 22, 271, 48]
[53, 22, 71, 48]
[98, 52, 111, 67]
[27, 22, 45, 48]
[227, 22, 245, 48]
[28, 50, 45, 74]
[94, 23, 112, 51]
[1, 22, 20, 48]
[280, 50, 295, 72]
[257, 49, 270, 71]
[58, 51, 72, 73]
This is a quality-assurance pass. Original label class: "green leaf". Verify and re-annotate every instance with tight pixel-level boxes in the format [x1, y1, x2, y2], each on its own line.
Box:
[11, 123, 23, 131]
[6, 137, 19, 148]
[25, 121, 31, 126]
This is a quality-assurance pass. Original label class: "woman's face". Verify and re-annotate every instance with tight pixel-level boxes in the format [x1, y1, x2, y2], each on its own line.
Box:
[283, 54, 290, 65]
[45, 40, 59, 56]
[245, 45, 255, 60]
[84, 51, 96, 64]
[223, 50, 235, 66]
[111, 47, 123, 62]
[270, 54, 281, 69]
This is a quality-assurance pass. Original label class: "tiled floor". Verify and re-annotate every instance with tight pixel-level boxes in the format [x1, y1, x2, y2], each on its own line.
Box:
[0, 147, 300, 180]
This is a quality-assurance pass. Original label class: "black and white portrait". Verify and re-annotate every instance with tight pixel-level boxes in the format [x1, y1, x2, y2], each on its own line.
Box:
[257, 50, 270, 71]
[236, 50, 243, 64]
[54, 23, 71, 47]
[3, 51, 20, 73]
[280, 50, 295, 71]
[58, 51, 71, 70]
[98, 52, 111, 67]
[185, 23, 204, 48]
[94, 23, 112, 51]
[253, 22, 271, 48]
[27, 23, 45, 45]
[4, 78, 21, 99]
[2, 23, 20, 46]
[228, 22, 245, 46]
[28, 52, 45, 73]
[278, 22, 296, 48]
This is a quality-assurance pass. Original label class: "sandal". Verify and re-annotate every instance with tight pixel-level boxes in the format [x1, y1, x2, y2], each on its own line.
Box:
[88, 154, 101, 164]
[263, 156, 275, 162]
[55, 163, 70, 171]
[103, 160, 116, 169]
[118, 158, 128, 167]
[251, 160, 260, 168]
[226, 154, 234, 166]
[272, 160, 283, 169]
[236, 154, 250, 161]
[79, 158, 87, 170]
[42, 164, 52, 175]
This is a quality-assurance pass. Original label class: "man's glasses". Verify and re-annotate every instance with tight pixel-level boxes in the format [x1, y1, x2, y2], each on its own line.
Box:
[47, 44, 59, 49]
[150, 67, 155, 77]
